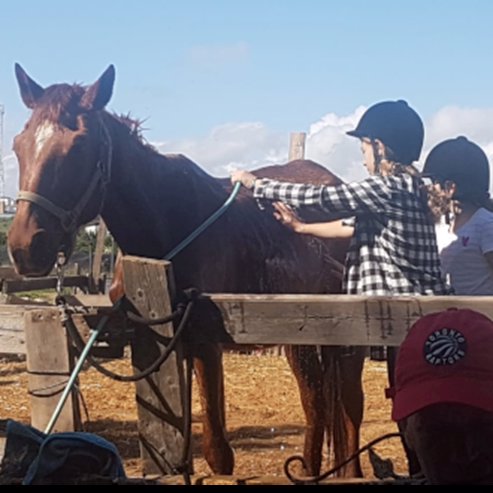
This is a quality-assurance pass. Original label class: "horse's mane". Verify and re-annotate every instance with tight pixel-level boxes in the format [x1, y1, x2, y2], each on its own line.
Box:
[113, 113, 147, 140]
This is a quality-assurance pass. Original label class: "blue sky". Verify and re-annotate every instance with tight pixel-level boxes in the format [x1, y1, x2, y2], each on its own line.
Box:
[1, 0, 493, 197]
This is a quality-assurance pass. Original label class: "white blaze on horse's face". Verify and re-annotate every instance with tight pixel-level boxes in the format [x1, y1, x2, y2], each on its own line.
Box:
[34, 121, 56, 160]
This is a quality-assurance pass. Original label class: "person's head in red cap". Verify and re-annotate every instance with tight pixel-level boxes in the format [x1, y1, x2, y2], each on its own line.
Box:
[389, 308, 493, 484]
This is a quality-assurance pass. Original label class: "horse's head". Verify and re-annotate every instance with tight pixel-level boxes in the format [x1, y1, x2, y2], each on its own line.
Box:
[8, 64, 115, 276]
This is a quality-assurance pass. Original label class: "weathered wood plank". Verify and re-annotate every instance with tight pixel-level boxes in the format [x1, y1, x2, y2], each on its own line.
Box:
[66, 293, 112, 307]
[122, 255, 188, 476]
[0, 301, 112, 355]
[289, 132, 306, 161]
[90, 218, 108, 293]
[2, 275, 90, 294]
[204, 294, 493, 347]
[5, 294, 493, 356]
[0, 266, 22, 281]
[0, 304, 54, 355]
[24, 308, 81, 432]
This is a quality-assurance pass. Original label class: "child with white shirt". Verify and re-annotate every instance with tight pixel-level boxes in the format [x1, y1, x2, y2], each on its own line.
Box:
[422, 136, 493, 295]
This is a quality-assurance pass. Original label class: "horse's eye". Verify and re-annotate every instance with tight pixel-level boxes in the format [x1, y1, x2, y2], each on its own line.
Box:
[60, 113, 78, 131]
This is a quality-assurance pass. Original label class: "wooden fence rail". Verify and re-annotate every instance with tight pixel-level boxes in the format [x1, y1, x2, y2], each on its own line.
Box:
[3, 292, 493, 356]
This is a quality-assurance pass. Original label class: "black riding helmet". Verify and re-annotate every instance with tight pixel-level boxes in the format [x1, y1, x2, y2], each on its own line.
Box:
[347, 100, 424, 165]
[422, 136, 490, 201]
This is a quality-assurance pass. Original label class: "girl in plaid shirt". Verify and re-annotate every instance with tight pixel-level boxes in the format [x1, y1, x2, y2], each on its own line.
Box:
[231, 100, 448, 297]
[231, 100, 449, 477]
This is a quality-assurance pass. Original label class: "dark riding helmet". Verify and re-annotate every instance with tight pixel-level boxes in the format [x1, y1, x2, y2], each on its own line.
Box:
[347, 100, 424, 165]
[422, 136, 490, 200]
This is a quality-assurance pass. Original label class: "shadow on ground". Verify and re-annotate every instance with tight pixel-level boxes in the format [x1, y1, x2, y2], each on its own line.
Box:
[82, 419, 305, 461]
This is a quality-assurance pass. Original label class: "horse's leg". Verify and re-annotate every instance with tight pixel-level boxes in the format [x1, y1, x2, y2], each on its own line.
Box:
[192, 342, 234, 474]
[387, 347, 421, 476]
[333, 346, 365, 477]
[284, 344, 325, 476]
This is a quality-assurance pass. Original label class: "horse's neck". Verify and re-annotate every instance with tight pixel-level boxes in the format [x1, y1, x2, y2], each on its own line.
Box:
[100, 125, 225, 259]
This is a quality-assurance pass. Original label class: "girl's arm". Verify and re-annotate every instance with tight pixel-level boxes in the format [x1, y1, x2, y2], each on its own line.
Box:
[230, 169, 391, 215]
[273, 202, 354, 238]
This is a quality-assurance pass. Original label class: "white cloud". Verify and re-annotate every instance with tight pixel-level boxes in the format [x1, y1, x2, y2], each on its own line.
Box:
[425, 106, 493, 146]
[153, 105, 493, 193]
[153, 122, 287, 177]
[153, 107, 368, 183]
[424, 106, 493, 192]
[305, 106, 367, 183]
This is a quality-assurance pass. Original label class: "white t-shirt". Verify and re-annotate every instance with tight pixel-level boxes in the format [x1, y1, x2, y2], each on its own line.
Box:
[438, 208, 493, 295]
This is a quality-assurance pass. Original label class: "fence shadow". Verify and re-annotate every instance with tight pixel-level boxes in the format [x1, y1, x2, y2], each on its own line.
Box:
[81, 418, 306, 462]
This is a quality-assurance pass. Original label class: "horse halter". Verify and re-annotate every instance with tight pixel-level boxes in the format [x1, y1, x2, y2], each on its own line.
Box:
[16, 116, 113, 235]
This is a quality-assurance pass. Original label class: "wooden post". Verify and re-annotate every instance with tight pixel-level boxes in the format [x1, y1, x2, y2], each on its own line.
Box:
[289, 132, 306, 161]
[89, 217, 107, 294]
[24, 308, 81, 432]
[122, 255, 189, 476]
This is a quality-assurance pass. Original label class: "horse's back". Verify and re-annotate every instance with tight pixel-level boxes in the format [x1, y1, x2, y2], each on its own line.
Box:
[254, 159, 343, 186]
[249, 159, 347, 223]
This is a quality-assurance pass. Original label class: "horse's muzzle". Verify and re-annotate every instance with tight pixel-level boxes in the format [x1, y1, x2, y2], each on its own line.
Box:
[8, 229, 56, 277]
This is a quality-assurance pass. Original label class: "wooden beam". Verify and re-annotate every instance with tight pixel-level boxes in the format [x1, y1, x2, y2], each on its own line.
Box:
[24, 308, 81, 432]
[0, 266, 22, 281]
[288, 132, 306, 160]
[2, 275, 91, 294]
[197, 293, 493, 347]
[0, 304, 54, 355]
[90, 218, 108, 294]
[5, 294, 493, 355]
[0, 301, 110, 356]
[122, 255, 189, 476]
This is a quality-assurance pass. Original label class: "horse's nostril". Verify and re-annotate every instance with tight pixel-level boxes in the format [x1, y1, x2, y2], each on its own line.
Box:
[31, 230, 49, 255]
[10, 248, 21, 265]
[10, 248, 30, 276]
[9, 230, 56, 277]
[30, 231, 56, 269]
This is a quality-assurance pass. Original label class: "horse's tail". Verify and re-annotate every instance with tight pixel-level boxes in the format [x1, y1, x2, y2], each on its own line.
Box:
[321, 346, 365, 478]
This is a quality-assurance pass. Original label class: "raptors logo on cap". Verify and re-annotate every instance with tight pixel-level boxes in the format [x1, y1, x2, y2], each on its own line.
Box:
[424, 328, 467, 366]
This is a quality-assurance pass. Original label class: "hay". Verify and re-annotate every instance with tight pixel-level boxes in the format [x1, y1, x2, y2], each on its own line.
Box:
[0, 353, 406, 479]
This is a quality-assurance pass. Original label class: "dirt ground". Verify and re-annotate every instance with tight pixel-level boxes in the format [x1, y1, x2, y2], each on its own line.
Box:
[0, 351, 407, 481]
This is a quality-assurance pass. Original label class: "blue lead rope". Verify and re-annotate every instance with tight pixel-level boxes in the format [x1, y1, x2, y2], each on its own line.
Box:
[164, 181, 241, 260]
[44, 313, 113, 435]
[45, 181, 242, 434]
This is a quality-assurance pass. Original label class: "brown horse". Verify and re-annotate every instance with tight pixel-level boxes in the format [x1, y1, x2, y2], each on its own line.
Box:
[7, 64, 366, 477]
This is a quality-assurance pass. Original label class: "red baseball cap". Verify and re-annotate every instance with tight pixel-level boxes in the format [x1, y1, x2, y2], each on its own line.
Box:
[389, 308, 493, 421]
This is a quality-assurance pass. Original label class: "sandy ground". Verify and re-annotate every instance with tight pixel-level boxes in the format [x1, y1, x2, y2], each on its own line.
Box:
[0, 351, 407, 481]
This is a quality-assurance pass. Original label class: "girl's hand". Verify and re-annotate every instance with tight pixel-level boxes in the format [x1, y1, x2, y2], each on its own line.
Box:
[273, 202, 304, 233]
[230, 169, 257, 189]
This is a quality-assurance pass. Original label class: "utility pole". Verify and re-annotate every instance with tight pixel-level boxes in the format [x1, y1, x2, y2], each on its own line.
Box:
[289, 132, 306, 161]
[0, 104, 4, 198]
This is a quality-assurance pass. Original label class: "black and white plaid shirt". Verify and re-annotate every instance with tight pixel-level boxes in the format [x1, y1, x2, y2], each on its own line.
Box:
[253, 174, 449, 296]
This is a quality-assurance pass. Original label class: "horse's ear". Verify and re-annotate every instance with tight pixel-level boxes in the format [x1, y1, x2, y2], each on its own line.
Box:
[14, 63, 44, 109]
[80, 65, 116, 111]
